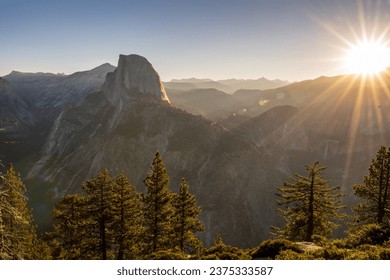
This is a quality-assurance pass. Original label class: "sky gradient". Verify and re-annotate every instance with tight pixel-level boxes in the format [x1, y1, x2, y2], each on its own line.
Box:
[1, 0, 390, 82]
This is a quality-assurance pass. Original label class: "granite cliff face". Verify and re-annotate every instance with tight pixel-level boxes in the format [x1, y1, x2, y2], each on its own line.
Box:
[104, 54, 169, 105]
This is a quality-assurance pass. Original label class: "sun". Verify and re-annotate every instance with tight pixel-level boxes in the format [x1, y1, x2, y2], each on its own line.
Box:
[344, 39, 390, 76]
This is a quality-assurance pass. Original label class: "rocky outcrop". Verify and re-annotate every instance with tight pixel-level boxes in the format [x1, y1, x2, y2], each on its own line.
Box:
[103, 54, 169, 105]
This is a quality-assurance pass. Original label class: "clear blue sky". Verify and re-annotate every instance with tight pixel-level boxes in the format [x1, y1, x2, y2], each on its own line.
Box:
[1, 0, 390, 81]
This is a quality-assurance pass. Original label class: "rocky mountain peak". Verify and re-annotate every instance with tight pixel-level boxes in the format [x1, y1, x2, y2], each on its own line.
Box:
[0, 77, 15, 99]
[103, 54, 170, 105]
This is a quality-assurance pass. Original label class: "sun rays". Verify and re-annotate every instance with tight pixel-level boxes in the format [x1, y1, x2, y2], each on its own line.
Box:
[296, 0, 390, 188]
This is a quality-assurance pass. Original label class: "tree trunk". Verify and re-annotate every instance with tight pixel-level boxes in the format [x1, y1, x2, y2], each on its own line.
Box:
[306, 173, 315, 242]
[100, 218, 107, 260]
[117, 197, 125, 260]
[379, 159, 390, 224]
[377, 157, 385, 224]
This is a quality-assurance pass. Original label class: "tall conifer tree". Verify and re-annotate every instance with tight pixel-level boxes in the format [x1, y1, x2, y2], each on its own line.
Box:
[48, 194, 88, 259]
[111, 172, 143, 259]
[143, 152, 174, 254]
[0, 164, 38, 259]
[172, 178, 204, 253]
[82, 169, 115, 259]
[49, 170, 145, 260]
[353, 146, 390, 225]
[274, 161, 345, 241]
[0, 179, 14, 259]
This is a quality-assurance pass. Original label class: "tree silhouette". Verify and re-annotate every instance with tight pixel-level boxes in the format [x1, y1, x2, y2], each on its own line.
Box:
[0, 164, 38, 259]
[142, 152, 175, 255]
[273, 161, 345, 241]
[353, 146, 390, 225]
[172, 178, 204, 253]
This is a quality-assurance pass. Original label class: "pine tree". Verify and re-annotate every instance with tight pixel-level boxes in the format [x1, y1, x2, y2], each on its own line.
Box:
[172, 178, 204, 253]
[48, 194, 88, 259]
[273, 161, 345, 242]
[353, 146, 390, 225]
[82, 169, 115, 259]
[143, 152, 175, 255]
[0, 164, 38, 259]
[111, 172, 143, 259]
[0, 180, 14, 259]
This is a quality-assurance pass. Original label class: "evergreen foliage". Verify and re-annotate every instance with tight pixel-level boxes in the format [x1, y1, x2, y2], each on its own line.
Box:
[274, 242, 390, 260]
[346, 223, 390, 247]
[48, 169, 145, 260]
[172, 178, 204, 253]
[273, 161, 345, 241]
[142, 152, 175, 254]
[250, 239, 303, 259]
[4, 150, 390, 259]
[47, 153, 206, 259]
[145, 249, 188, 260]
[0, 164, 39, 259]
[201, 233, 251, 260]
[353, 146, 390, 225]
[48, 194, 87, 259]
[111, 172, 143, 259]
[82, 169, 115, 259]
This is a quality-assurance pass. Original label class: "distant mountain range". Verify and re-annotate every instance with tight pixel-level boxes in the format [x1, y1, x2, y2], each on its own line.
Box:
[164, 77, 289, 94]
[165, 78, 290, 127]
[1, 56, 390, 247]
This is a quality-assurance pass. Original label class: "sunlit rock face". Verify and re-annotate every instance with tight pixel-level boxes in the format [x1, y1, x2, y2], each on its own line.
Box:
[104, 54, 170, 105]
[101, 54, 170, 128]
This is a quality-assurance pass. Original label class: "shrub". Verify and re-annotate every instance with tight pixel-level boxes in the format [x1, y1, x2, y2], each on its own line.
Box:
[313, 246, 349, 260]
[379, 248, 390, 260]
[200, 244, 251, 260]
[347, 224, 390, 247]
[311, 244, 390, 260]
[145, 249, 188, 260]
[276, 249, 317, 260]
[329, 238, 348, 248]
[312, 235, 329, 246]
[201, 234, 251, 260]
[250, 239, 303, 260]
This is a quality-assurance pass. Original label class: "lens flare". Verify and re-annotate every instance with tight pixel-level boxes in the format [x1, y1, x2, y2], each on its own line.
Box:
[344, 40, 390, 76]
